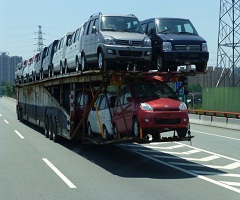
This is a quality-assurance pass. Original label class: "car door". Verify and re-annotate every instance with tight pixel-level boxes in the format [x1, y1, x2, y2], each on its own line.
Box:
[90, 18, 99, 60]
[83, 20, 94, 60]
[114, 86, 133, 133]
[89, 95, 102, 133]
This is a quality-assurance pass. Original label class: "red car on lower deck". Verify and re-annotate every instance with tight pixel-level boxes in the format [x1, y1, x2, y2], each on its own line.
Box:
[112, 80, 189, 139]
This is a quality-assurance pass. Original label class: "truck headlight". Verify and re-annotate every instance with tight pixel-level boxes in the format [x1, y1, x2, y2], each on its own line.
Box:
[179, 102, 187, 110]
[202, 43, 208, 51]
[143, 37, 151, 47]
[103, 36, 116, 45]
[162, 42, 172, 51]
[140, 103, 154, 111]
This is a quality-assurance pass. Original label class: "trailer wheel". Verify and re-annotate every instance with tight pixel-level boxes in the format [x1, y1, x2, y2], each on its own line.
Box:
[49, 117, 53, 140]
[52, 119, 59, 143]
[133, 118, 140, 137]
[44, 116, 49, 138]
[176, 128, 188, 138]
[76, 59, 80, 72]
[87, 123, 93, 137]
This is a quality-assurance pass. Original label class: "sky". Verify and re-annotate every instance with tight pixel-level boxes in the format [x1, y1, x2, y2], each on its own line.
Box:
[0, 0, 219, 67]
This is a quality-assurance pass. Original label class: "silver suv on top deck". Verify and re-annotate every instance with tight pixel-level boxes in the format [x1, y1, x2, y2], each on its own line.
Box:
[81, 12, 152, 71]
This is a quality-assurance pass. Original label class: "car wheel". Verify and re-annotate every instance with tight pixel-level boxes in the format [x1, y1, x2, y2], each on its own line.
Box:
[176, 128, 188, 137]
[48, 67, 51, 77]
[196, 62, 207, 72]
[155, 54, 167, 71]
[60, 63, 63, 75]
[87, 123, 93, 137]
[81, 55, 87, 71]
[112, 124, 118, 139]
[133, 118, 140, 137]
[64, 62, 68, 74]
[76, 59, 80, 72]
[103, 125, 109, 140]
[98, 50, 106, 71]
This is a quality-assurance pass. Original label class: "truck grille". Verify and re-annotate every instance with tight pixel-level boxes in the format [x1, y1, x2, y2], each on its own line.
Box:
[117, 40, 142, 46]
[118, 50, 142, 57]
[175, 45, 200, 51]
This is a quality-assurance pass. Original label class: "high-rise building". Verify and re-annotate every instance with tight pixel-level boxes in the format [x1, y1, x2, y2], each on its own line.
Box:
[0, 52, 22, 84]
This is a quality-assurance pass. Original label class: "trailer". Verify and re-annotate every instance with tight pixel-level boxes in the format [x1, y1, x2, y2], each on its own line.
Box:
[16, 69, 195, 145]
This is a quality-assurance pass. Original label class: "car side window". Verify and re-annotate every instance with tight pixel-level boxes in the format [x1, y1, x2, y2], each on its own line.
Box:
[75, 28, 80, 41]
[141, 23, 147, 33]
[94, 18, 99, 33]
[147, 22, 155, 37]
[87, 20, 95, 35]
[99, 96, 108, 110]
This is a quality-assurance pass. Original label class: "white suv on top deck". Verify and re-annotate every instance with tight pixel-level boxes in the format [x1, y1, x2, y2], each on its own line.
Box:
[52, 32, 73, 75]
[64, 26, 84, 72]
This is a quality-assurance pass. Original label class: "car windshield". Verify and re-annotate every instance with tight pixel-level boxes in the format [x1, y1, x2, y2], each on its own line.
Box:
[132, 82, 178, 99]
[101, 16, 144, 33]
[156, 19, 198, 35]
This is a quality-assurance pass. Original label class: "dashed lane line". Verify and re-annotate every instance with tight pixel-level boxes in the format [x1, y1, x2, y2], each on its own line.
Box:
[4, 119, 9, 124]
[42, 158, 77, 189]
[14, 130, 24, 139]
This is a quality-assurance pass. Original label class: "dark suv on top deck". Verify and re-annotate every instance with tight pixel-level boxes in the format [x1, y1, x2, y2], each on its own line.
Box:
[81, 12, 152, 71]
[141, 18, 209, 72]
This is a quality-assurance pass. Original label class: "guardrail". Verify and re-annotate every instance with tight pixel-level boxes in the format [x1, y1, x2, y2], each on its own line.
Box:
[188, 109, 240, 131]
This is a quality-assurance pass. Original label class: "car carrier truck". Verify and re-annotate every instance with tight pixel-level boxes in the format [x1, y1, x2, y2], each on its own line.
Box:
[16, 69, 194, 145]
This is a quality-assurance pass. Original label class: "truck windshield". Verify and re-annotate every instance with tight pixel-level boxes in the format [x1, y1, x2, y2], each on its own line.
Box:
[101, 16, 144, 33]
[156, 19, 198, 35]
[132, 82, 178, 99]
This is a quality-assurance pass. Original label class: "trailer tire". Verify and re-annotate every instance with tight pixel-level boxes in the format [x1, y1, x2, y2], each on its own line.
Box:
[49, 117, 53, 140]
[52, 119, 59, 143]
[44, 116, 49, 138]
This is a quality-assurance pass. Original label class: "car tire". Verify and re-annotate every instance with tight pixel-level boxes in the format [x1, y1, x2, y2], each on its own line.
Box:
[103, 125, 109, 140]
[98, 50, 106, 71]
[133, 118, 140, 137]
[155, 54, 167, 72]
[112, 124, 118, 139]
[87, 123, 93, 137]
[49, 116, 53, 140]
[81, 54, 87, 71]
[196, 62, 207, 72]
[176, 128, 188, 137]
[52, 119, 59, 143]
[76, 59, 80, 72]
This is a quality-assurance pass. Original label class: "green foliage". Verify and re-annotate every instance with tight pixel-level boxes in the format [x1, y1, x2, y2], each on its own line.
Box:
[0, 83, 16, 98]
[188, 84, 202, 93]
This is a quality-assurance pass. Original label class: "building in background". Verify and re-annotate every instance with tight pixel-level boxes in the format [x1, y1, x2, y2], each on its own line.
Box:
[0, 52, 22, 84]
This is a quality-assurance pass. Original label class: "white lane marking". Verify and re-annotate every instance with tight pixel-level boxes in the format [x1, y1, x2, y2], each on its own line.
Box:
[14, 130, 24, 139]
[162, 149, 201, 155]
[153, 154, 220, 162]
[42, 158, 77, 189]
[0, 114, 2, 116]
[127, 148, 240, 194]
[220, 181, 240, 187]
[192, 171, 240, 178]
[175, 142, 240, 163]
[144, 144, 184, 150]
[4, 119, 9, 124]
[170, 161, 240, 170]
[192, 130, 240, 141]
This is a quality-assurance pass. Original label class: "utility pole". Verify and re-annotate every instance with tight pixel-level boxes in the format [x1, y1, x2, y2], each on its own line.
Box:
[216, 0, 240, 87]
[35, 25, 45, 52]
